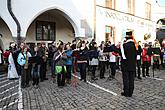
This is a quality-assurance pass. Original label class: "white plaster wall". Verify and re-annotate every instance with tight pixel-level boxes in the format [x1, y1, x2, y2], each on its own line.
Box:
[116, 0, 127, 13]
[153, 3, 165, 22]
[26, 11, 74, 44]
[0, 0, 17, 37]
[96, 4, 156, 44]
[11, 0, 94, 38]
[0, 19, 14, 50]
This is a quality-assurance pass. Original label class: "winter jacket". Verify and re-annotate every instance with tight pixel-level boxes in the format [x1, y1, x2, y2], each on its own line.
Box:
[65, 49, 73, 65]
[123, 39, 137, 71]
[89, 47, 99, 60]
[53, 50, 67, 66]
[17, 52, 31, 66]
[142, 48, 151, 62]
[77, 47, 88, 63]
[98, 48, 107, 61]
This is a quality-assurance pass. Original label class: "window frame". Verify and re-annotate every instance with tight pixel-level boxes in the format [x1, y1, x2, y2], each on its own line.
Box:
[145, 2, 151, 20]
[36, 21, 56, 41]
[127, 0, 135, 15]
[105, 0, 116, 9]
[105, 25, 115, 42]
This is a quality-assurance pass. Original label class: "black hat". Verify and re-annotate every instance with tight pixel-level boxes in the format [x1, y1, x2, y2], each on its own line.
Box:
[126, 31, 132, 36]
[125, 31, 133, 39]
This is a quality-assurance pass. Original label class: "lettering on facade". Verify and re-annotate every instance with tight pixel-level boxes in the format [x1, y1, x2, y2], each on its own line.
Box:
[98, 7, 155, 29]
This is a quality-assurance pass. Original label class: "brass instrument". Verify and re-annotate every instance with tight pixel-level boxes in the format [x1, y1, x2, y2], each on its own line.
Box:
[24, 52, 29, 69]
[43, 47, 48, 62]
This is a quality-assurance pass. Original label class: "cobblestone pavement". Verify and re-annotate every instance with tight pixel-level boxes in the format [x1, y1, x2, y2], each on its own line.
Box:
[21, 67, 165, 110]
[0, 72, 19, 110]
[0, 66, 165, 110]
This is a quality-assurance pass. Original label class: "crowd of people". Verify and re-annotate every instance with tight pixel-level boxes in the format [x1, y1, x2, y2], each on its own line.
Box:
[0, 32, 165, 97]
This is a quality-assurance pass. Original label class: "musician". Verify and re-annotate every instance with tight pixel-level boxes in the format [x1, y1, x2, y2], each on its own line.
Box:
[38, 42, 48, 82]
[152, 39, 161, 69]
[53, 41, 67, 87]
[17, 45, 32, 88]
[98, 43, 107, 79]
[65, 43, 73, 84]
[77, 41, 88, 82]
[71, 39, 76, 50]
[31, 46, 41, 88]
[89, 42, 99, 81]
[142, 43, 151, 77]
[121, 31, 137, 97]
[109, 44, 119, 79]
[136, 41, 143, 79]
[48, 41, 57, 81]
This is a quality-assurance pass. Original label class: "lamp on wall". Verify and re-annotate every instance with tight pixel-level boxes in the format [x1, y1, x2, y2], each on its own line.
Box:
[0, 34, 2, 38]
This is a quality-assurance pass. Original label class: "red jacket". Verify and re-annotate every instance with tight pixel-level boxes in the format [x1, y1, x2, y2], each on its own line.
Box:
[142, 48, 151, 62]
[3, 51, 10, 58]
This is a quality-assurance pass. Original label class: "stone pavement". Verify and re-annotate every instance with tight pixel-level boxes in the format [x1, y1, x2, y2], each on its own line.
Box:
[0, 66, 165, 110]
[22, 67, 165, 110]
[0, 72, 19, 110]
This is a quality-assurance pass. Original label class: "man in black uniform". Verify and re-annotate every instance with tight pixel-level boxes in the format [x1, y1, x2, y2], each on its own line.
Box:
[121, 31, 137, 97]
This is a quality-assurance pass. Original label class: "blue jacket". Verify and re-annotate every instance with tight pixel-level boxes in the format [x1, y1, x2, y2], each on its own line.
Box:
[65, 49, 73, 65]
[17, 52, 31, 66]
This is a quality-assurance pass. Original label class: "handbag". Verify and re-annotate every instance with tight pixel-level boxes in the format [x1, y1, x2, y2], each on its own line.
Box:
[55, 66, 67, 74]
[89, 58, 99, 65]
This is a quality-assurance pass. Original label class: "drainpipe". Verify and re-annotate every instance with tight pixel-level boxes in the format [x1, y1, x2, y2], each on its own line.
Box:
[93, 0, 96, 41]
[7, 0, 21, 46]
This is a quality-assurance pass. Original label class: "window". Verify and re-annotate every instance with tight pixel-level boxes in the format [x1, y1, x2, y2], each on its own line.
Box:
[145, 2, 151, 20]
[105, 0, 116, 9]
[36, 21, 55, 41]
[105, 26, 115, 42]
[127, 0, 135, 15]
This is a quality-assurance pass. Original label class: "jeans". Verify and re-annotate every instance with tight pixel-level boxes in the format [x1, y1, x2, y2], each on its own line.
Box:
[136, 60, 141, 78]
[78, 63, 86, 81]
[100, 61, 106, 78]
[142, 61, 150, 76]
[91, 65, 97, 79]
[20, 66, 30, 87]
[40, 60, 47, 81]
[57, 66, 66, 86]
[51, 60, 55, 78]
[110, 62, 116, 77]
[66, 65, 72, 80]
[32, 65, 41, 85]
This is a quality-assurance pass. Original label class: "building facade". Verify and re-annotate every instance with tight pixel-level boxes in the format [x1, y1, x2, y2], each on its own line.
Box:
[0, 0, 94, 49]
[154, 2, 165, 43]
[0, 0, 164, 50]
[96, 0, 157, 44]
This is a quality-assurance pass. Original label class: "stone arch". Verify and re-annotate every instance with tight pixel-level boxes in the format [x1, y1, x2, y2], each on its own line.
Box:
[0, 17, 13, 50]
[156, 18, 165, 43]
[25, 7, 80, 38]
